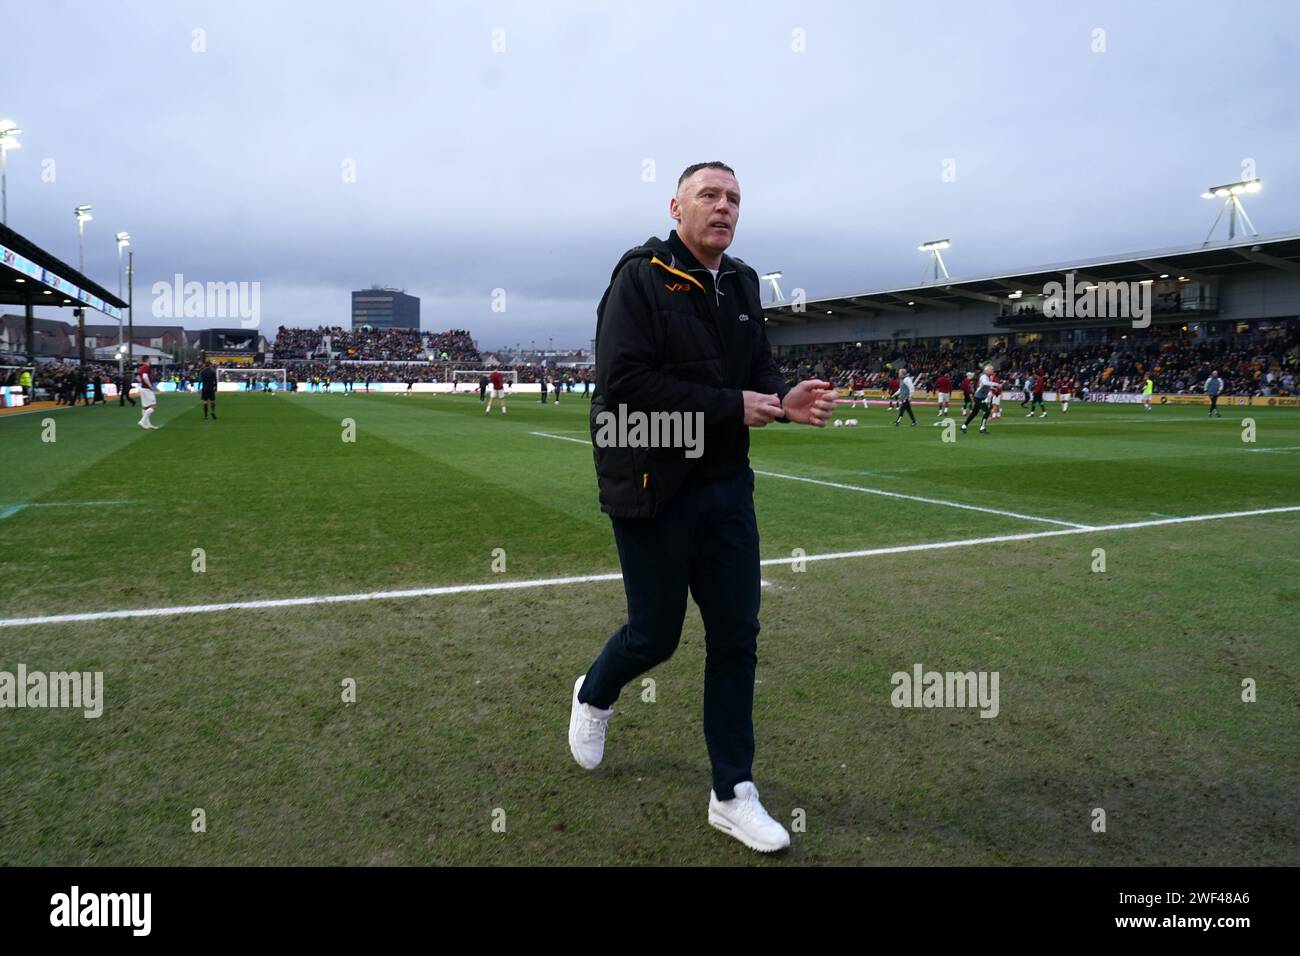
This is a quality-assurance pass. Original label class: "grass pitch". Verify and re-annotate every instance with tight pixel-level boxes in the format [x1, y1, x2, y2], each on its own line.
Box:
[1, 390, 1297, 865]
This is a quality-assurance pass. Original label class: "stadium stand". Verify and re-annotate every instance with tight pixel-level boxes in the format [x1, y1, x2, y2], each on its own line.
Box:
[776, 325, 1300, 397]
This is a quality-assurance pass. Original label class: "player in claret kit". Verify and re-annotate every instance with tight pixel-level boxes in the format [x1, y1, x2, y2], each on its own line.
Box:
[933, 370, 951, 421]
[961, 371, 974, 414]
[484, 369, 507, 414]
[1058, 376, 1074, 414]
[851, 373, 867, 408]
[136, 360, 159, 430]
[885, 372, 899, 411]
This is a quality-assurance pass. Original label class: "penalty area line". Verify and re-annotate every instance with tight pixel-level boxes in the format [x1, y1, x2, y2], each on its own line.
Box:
[527, 430, 1090, 528]
[752, 469, 1091, 529]
[2, 505, 1298, 629]
[529, 431, 592, 445]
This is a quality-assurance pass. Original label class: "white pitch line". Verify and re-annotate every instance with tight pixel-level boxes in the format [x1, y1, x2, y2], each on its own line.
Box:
[753, 469, 1091, 529]
[0, 572, 624, 629]
[529, 431, 592, 445]
[0, 403, 89, 420]
[26, 499, 131, 507]
[528, 429, 1089, 528]
[755, 505, 1300, 568]
[0, 499, 132, 520]
[1246, 445, 1300, 453]
[3, 504, 1297, 630]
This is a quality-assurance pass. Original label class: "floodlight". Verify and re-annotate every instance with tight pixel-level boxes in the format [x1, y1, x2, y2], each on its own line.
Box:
[1201, 179, 1261, 244]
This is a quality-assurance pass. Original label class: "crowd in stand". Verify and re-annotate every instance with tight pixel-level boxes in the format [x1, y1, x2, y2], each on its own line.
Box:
[271, 326, 479, 363]
[424, 329, 478, 362]
[330, 327, 424, 361]
[271, 325, 328, 359]
[18, 324, 1297, 406]
[776, 327, 1300, 396]
[264, 326, 587, 385]
[256, 359, 586, 387]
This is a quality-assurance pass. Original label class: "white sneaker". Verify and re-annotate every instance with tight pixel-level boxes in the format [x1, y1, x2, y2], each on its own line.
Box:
[138, 420, 148, 429]
[708, 781, 791, 853]
[1039, 412, 1047, 418]
[568, 675, 612, 770]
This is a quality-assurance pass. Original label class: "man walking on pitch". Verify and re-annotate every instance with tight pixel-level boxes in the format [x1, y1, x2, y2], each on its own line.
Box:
[1142, 374, 1154, 412]
[484, 369, 507, 414]
[1205, 369, 1224, 417]
[961, 365, 996, 434]
[893, 367, 917, 426]
[200, 361, 218, 420]
[117, 367, 135, 407]
[137, 360, 159, 430]
[1026, 369, 1046, 418]
[570, 162, 835, 853]
[933, 370, 951, 420]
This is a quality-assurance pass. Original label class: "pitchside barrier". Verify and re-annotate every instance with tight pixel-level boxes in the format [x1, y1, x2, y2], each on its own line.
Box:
[275, 382, 552, 394]
[32, 383, 1287, 404]
[829, 388, 1295, 407]
[1155, 393, 1259, 406]
[51, 382, 555, 396]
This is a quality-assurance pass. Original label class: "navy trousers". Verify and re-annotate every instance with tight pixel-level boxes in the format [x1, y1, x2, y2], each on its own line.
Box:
[579, 469, 762, 800]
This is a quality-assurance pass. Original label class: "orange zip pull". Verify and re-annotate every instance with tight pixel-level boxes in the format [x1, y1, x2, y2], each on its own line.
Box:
[642, 472, 649, 490]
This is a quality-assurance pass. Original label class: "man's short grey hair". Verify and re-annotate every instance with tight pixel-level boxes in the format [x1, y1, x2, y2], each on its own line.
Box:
[677, 161, 736, 190]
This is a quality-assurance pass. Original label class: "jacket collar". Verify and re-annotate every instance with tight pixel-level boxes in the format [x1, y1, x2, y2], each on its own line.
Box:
[667, 230, 736, 280]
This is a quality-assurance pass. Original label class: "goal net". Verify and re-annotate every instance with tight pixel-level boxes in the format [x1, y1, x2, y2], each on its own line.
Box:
[215, 367, 288, 392]
[451, 369, 518, 391]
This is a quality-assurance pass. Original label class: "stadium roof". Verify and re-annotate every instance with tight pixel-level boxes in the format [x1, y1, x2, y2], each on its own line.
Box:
[763, 230, 1300, 326]
[0, 221, 128, 319]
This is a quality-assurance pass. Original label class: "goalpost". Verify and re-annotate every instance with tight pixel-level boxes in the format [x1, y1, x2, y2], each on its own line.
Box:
[451, 369, 518, 392]
[215, 367, 288, 392]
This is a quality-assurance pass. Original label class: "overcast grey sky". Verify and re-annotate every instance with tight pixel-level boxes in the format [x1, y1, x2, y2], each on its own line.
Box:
[5, 0, 1297, 349]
